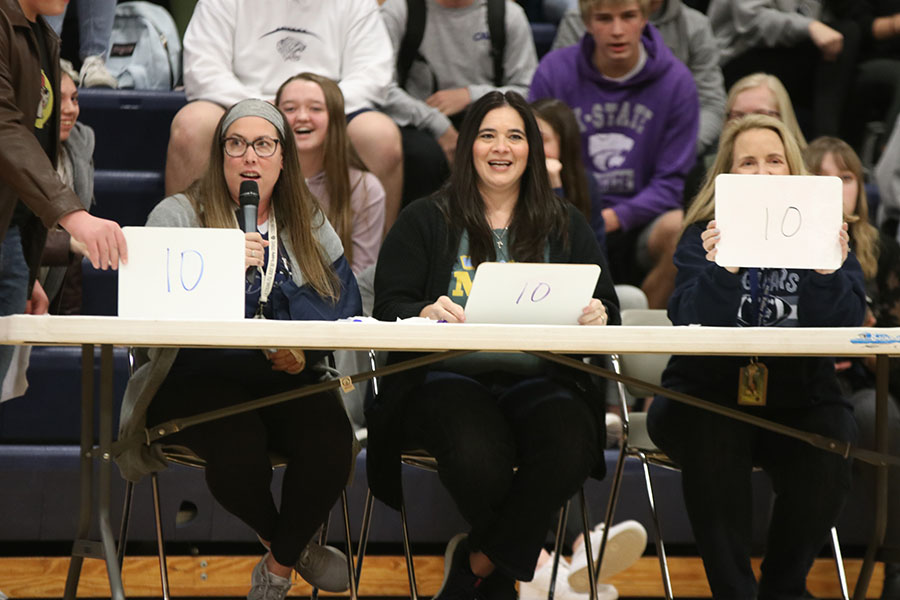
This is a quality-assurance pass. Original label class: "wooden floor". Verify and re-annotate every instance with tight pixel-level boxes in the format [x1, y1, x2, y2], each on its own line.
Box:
[0, 555, 885, 598]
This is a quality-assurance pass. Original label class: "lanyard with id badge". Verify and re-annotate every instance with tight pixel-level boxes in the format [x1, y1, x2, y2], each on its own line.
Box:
[738, 268, 768, 406]
[252, 213, 306, 372]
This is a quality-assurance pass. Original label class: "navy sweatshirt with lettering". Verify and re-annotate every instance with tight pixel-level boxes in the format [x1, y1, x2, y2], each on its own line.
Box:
[661, 222, 867, 408]
[529, 25, 699, 233]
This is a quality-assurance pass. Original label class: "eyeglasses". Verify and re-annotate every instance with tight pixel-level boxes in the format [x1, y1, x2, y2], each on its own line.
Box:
[727, 109, 781, 121]
[222, 135, 280, 158]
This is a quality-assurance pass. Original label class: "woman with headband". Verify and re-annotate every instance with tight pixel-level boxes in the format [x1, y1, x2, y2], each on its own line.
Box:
[118, 99, 361, 600]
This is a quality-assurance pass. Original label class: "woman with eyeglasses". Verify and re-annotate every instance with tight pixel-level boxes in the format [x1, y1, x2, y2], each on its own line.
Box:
[118, 99, 361, 600]
[647, 115, 864, 599]
[725, 73, 808, 149]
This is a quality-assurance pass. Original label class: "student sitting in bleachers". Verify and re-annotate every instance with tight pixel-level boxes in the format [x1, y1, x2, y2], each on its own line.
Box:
[118, 99, 361, 600]
[648, 114, 864, 600]
[379, 0, 539, 206]
[40, 59, 93, 315]
[531, 97, 606, 251]
[724, 72, 807, 149]
[804, 136, 900, 600]
[708, 0, 859, 140]
[551, 0, 726, 158]
[368, 90, 619, 600]
[839, 0, 900, 152]
[276, 73, 386, 275]
[530, 0, 699, 309]
[164, 0, 404, 231]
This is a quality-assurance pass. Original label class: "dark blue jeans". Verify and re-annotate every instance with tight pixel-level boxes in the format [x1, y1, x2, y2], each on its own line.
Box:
[647, 397, 856, 600]
[0, 226, 29, 383]
[401, 370, 601, 581]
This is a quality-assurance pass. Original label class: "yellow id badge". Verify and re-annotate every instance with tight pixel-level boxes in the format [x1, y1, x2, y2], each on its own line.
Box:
[738, 361, 768, 406]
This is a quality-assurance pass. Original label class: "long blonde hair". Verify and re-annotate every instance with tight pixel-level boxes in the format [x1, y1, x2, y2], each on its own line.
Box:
[684, 114, 808, 228]
[726, 73, 807, 149]
[275, 73, 369, 268]
[184, 102, 339, 301]
[804, 137, 879, 279]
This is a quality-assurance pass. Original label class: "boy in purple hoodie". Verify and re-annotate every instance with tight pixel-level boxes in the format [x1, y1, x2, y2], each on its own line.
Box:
[529, 0, 699, 308]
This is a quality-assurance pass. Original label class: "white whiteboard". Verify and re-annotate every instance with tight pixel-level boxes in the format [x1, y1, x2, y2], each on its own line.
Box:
[118, 227, 245, 320]
[714, 174, 842, 270]
[465, 262, 600, 325]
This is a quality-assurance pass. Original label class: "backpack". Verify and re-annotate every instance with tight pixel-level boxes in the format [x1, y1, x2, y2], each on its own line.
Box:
[106, 1, 182, 90]
[397, 0, 506, 90]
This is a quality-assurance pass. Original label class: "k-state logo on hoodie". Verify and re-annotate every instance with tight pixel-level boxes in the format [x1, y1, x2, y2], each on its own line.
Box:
[588, 132, 634, 171]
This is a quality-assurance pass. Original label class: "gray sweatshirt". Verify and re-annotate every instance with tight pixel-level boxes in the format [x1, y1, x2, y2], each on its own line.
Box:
[380, 0, 538, 137]
[707, 0, 822, 65]
[552, 0, 725, 155]
[876, 115, 900, 230]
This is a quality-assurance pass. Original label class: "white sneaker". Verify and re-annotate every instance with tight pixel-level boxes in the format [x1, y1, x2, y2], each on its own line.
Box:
[605, 413, 623, 448]
[567, 520, 647, 593]
[79, 55, 118, 88]
[519, 552, 618, 600]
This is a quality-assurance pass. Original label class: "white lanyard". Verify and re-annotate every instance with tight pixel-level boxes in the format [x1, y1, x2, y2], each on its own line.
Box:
[254, 211, 278, 318]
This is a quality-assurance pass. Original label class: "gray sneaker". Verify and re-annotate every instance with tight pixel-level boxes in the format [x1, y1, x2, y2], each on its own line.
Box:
[79, 55, 118, 88]
[248, 553, 292, 600]
[295, 541, 350, 592]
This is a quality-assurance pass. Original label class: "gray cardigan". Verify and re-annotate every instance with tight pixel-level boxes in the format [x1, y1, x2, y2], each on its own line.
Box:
[116, 194, 348, 481]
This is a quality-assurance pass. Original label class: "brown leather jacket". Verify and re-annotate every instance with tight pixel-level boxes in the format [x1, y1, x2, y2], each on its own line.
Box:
[0, 0, 84, 291]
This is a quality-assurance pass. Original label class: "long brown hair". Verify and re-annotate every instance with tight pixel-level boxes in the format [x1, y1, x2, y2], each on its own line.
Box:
[184, 101, 339, 300]
[444, 91, 569, 267]
[804, 137, 879, 279]
[275, 72, 369, 268]
[685, 114, 807, 228]
[531, 98, 591, 222]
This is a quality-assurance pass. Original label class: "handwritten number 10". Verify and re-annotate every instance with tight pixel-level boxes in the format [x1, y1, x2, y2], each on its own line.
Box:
[166, 248, 205, 292]
[763, 206, 802, 241]
[516, 281, 551, 304]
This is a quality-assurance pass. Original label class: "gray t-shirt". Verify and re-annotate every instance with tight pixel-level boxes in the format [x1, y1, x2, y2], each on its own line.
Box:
[380, 0, 538, 137]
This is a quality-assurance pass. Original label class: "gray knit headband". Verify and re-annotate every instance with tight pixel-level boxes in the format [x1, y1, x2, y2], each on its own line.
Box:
[221, 99, 286, 138]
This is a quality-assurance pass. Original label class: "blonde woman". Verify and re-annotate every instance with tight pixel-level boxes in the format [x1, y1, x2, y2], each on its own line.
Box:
[647, 115, 865, 599]
[725, 73, 807, 148]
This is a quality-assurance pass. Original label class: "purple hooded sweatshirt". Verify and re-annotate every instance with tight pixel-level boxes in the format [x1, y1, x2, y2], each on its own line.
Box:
[529, 25, 699, 233]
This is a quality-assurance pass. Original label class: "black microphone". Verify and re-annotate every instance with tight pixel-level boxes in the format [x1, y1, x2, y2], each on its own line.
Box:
[240, 180, 260, 283]
[239, 180, 260, 233]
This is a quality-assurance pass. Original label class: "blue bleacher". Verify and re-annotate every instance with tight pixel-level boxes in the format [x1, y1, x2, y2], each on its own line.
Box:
[78, 89, 186, 172]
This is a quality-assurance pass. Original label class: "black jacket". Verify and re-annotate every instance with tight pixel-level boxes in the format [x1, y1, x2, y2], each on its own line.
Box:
[366, 194, 620, 509]
[661, 222, 867, 408]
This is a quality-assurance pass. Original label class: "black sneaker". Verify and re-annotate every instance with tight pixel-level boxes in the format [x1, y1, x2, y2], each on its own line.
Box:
[476, 569, 516, 600]
[884, 562, 900, 600]
[434, 533, 482, 600]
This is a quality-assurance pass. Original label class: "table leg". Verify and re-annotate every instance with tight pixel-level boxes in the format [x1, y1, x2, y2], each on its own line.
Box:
[853, 354, 890, 600]
[62, 344, 125, 600]
[63, 344, 96, 600]
[99, 344, 125, 599]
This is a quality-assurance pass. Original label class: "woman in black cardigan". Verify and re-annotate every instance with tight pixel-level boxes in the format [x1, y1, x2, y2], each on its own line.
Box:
[368, 91, 619, 600]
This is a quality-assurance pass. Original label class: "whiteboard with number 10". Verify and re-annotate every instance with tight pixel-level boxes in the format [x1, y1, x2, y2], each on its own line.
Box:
[714, 174, 843, 270]
[465, 262, 600, 325]
[118, 227, 245, 320]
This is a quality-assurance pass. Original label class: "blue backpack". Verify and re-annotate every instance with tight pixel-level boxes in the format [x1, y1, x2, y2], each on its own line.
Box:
[106, 1, 182, 90]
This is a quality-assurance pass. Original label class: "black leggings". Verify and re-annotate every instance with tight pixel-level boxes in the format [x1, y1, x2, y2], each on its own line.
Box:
[147, 349, 354, 566]
[401, 370, 601, 580]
